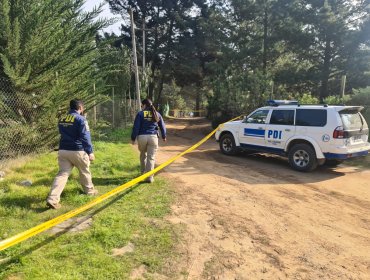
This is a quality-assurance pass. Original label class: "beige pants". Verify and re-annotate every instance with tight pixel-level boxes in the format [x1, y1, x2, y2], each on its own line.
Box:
[47, 150, 95, 204]
[137, 135, 159, 180]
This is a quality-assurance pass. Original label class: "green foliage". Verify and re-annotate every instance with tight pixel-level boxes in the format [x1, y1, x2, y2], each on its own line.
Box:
[162, 81, 187, 110]
[208, 68, 271, 127]
[349, 87, 370, 106]
[0, 1, 134, 158]
[0, 0, 111, 154]
[296, 93, 320, 105]
[96, 35, 132, 99]
[323, 95, 351, 105]
[106, 0, 370, 121]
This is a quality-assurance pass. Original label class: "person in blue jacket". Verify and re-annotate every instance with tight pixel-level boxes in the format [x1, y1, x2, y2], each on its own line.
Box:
[131, 99, 167, 183]
[46, 99, 98, 209]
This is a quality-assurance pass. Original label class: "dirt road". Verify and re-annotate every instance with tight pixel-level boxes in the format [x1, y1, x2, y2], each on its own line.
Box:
[156, 118, 370, 280]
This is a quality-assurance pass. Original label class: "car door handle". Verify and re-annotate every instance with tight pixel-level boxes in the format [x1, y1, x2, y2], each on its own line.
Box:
[285, 129, 291, 132]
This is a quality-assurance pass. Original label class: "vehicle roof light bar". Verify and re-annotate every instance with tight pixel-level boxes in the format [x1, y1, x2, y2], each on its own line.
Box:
[266, 100, 299, 106]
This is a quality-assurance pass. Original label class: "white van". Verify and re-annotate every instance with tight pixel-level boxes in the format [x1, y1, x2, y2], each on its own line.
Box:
[215, 100, 370, 171]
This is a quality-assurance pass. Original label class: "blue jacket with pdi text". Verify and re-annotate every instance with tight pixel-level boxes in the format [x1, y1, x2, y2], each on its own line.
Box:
[131, 110, 166, 141]
[58, 110, 93, 154]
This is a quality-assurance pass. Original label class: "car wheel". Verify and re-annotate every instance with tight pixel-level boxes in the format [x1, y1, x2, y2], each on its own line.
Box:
[288, 144, 318, 172]
[219, 133, 237, 156]
[324, 159, 343, 167]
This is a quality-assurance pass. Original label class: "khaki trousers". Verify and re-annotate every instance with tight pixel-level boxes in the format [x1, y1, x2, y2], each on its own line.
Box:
[137, 135, 159, 180]
[47, 150, 95, 204]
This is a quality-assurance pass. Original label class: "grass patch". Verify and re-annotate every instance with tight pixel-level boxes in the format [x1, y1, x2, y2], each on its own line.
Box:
[0, 128, 179, 279]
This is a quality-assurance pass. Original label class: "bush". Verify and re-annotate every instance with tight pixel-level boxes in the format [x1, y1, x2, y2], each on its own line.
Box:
[295, 93, 320, 104]
[323, 95, 351, 105]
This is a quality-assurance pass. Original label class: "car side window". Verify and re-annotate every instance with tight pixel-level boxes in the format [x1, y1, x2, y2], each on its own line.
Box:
[270, 110, 295, 125]
[296, 109, 327, 127]
[244, 110, 269, 124]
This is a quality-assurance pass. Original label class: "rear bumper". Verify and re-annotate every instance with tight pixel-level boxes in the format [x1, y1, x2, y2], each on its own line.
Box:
[324, 150, 369, 160]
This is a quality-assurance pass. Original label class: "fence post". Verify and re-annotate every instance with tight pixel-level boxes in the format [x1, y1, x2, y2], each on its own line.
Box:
[112, 87, 115, 129]
[93, 83, 97, 126]
[340, 75, 346, 98]
[124, 90, 128, 128]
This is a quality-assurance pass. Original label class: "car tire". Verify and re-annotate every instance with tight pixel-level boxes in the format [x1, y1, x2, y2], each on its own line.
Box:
[219, 133, 238, 156]
[288, 144, 318, 172]
[324, 159, 343, 167]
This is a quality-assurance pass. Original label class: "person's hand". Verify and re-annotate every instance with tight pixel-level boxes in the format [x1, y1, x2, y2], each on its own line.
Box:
[163, 137, 167, 142]
[89, 153, 95, 161]
[131, 140, 136, 145]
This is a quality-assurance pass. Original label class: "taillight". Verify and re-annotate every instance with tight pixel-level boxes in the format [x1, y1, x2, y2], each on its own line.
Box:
[333, 126, 347, 139]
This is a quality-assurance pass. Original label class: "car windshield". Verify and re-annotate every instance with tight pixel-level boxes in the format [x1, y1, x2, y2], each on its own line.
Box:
[244, 110, 269, 124]
[340, 111, 364, 130]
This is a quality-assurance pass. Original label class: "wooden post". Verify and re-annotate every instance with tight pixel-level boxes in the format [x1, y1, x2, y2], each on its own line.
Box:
[93, 83, 97, 126]
[130, 8, 141, 112]
[270, 81, 274, 100]
[112, 86, 115, 129]
[340, 75, 346, 98]
[124, 89, 128, 128]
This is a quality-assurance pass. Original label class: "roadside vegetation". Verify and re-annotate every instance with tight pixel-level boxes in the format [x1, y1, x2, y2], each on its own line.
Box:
[0, 128, 179, 279]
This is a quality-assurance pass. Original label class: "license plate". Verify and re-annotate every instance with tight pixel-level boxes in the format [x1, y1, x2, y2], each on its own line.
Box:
[352, 135, 362, 141]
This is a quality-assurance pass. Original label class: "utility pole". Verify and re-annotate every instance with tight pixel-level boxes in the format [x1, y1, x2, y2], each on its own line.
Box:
[142, 16, 146, 76]
[130, 8, 141, 111]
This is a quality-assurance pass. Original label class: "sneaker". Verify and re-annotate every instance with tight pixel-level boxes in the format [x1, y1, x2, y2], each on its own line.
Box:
[86, 189, 99, 196]
[46, 201, 61, 209]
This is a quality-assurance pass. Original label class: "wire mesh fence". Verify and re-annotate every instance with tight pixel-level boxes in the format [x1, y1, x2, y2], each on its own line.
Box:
[0, 77, 54, 169]
[94, 95, 136, 129]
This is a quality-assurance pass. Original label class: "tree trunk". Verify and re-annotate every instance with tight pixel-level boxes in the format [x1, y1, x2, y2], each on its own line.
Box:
[148, 5, 160, 100]
[195, 90, 201, 117]
[320, 36, 331, 101]
[148, 66, 155, 100]
[262, 4, 268, 74]
[155, 19, 174, 109]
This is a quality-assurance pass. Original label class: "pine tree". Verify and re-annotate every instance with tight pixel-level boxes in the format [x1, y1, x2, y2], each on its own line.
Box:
[0, 0, 109, 154]
[288, 0, 370, 99]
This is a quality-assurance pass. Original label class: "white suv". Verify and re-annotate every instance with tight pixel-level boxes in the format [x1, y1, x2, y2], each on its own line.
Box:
[215, 100, 370, 171]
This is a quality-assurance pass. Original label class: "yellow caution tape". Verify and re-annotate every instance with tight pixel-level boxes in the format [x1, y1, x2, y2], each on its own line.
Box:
[170, 109, 206, 113]
[0, 115, 243, 252]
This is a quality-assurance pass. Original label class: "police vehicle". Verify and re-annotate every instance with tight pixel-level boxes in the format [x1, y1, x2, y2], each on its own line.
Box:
[215, 100, 370, 171]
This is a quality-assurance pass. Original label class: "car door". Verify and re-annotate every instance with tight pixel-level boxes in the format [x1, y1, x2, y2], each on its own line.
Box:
[265, 109, 296, 153]
[239, 109, 270, 148]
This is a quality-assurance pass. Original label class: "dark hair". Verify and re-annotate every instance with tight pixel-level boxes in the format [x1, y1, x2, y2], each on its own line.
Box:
[70, 99, 84, 110]
[142, 98, 159, 122]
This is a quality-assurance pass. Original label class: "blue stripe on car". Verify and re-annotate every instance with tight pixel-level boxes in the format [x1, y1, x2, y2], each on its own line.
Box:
[244, 128, 265, 138]
[324, 151, 369, 159]
[240, 143, 285, 155]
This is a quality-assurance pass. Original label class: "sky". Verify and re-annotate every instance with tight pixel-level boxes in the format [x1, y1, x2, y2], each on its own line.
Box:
[83, 0, 122, 34]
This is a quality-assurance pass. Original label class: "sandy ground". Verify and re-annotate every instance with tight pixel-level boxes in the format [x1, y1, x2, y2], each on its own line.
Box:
[155, 118, 370, 280]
